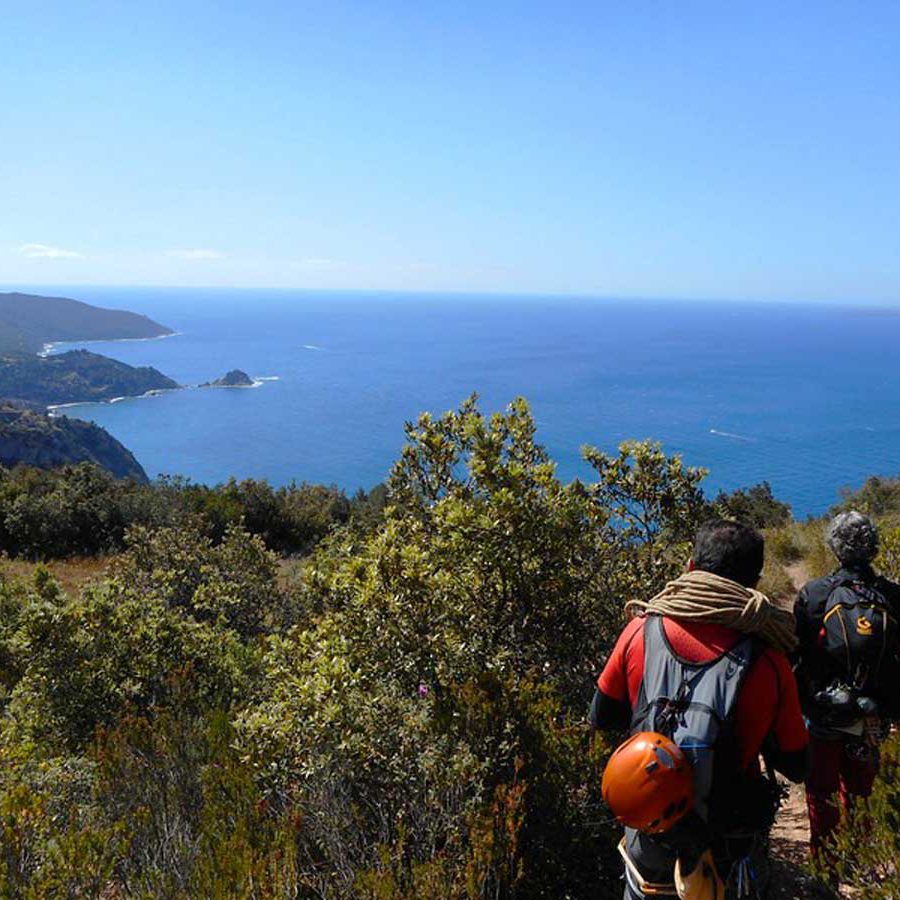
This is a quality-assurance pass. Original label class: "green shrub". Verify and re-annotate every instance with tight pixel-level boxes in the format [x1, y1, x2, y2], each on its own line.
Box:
[758, 555, 794, 601]
[813, 732, 900, 896]
[875, 525, 900, 582]
[714, 481, 792, 529]
[766, 525, 804, 564]
[0, 464, 368, 561]
[238, 397, 703, 897]
[833, 475, 900, 518]
[0, 396, 714, 896]
[5, 581, 257, 751]
[109, 521, 288, 637]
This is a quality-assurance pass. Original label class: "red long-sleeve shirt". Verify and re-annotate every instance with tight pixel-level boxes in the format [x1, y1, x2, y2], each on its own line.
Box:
[597, 616, 808, 772]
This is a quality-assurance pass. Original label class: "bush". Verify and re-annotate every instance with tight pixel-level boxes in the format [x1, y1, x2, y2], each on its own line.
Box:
[0, 464, 370, 561]
[814, 731, 900, 896]
[109, 521, 287, 637]
[767, 525, 804, 565]
[714, 481, 792, 529]
[833, 475, 900, 518]
[758, 554, 795, 601]
[6, 581, 256, 751]
[0, 396, 713, 896]
[239, 396, 705, 896]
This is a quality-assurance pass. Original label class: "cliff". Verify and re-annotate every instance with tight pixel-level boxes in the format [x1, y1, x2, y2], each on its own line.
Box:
[0, 403, 148, 481]
[0, 350, 180, 406]
[0, 291, 173, 354]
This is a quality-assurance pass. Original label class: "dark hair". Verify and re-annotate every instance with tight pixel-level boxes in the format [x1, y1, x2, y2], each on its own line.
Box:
[692, 518, 764, 587]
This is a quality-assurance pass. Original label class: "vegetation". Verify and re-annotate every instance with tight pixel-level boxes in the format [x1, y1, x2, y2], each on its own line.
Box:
[0, 291, 172, 355]
[713, 480, 792, 529]
[0, 349, 178, 407]
[833, 474, 900, 521]
[9, 391, 900, 895]
[0, 396, 710, 896]
[0, 404, 148, 482]
[0, 462, 379, 559]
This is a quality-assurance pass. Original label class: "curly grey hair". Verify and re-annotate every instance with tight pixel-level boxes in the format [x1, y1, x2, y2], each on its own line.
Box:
[825, 511, 879, 565]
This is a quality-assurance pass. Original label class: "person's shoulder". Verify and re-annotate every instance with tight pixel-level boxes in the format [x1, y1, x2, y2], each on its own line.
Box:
[599, 615, 645, 687]
[757, 645, 793, 673]
[748, 646, 795, 696]
[618, 615, 645, 645]
[801, 573, 838, 591]
[798, 573, 839, 603]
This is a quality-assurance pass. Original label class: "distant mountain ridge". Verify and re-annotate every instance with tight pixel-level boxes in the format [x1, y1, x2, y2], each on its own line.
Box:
[0, 403, 148, 482]
[0, 291, 173, 354]
[0, 349, 179, 407]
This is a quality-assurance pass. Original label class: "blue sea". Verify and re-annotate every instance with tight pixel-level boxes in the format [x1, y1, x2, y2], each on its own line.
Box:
[23, 287, 900, 517]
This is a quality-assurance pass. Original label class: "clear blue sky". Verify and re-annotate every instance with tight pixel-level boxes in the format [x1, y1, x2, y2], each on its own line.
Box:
[4, 1, 900, 301]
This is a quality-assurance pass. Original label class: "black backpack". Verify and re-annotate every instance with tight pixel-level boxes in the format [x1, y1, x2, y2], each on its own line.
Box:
[821, 576, 897, 696]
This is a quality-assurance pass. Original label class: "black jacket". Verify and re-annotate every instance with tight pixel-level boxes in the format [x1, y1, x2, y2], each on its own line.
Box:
[794, 563, 900, 720]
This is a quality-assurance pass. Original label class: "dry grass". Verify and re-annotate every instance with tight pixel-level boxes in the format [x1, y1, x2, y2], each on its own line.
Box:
[0, 555, 116, 595]
[1, 554, 303, 596]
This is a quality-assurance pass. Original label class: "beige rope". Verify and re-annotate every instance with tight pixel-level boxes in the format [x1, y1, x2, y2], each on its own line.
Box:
[625, 569, 798, 654]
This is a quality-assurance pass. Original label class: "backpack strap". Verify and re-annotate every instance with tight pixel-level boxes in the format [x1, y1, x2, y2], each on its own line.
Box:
[631, 615, 759, 822]
[631, 617, 757, 735]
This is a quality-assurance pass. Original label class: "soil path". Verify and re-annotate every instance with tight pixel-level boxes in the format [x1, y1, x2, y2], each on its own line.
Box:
[768, 782, 826, 898]
[785, 561, 810, 592]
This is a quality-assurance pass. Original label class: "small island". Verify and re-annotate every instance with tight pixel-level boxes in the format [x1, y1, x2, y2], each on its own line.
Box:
[200, 369, 255, 388]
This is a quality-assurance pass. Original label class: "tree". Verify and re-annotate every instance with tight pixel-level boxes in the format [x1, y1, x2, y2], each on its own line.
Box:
[583, 439, 708, 598]
[713, 481, 792, 529]
[239, 396, 708, 897]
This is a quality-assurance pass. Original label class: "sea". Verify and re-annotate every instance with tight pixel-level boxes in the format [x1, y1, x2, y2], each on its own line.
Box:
[22, 286, 900, 518]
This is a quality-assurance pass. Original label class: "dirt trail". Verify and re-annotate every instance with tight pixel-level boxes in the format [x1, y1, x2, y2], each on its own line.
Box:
[785, 561, 810, 592]
[768, 782, 822, 897]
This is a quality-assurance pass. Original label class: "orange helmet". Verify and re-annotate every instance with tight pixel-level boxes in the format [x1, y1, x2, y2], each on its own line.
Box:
[601, 732, 693, 834]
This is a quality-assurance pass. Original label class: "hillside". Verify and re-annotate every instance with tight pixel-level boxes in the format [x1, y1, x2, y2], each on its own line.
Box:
[0, 403, 148, 481]
[0, 349, 179, 406]
[0, 291, 173, 354]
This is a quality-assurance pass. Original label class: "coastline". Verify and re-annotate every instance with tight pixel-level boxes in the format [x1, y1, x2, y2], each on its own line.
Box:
[46, 387, 182, 416]
[45, 377, 280, 415]
[39, 331, 183, 358]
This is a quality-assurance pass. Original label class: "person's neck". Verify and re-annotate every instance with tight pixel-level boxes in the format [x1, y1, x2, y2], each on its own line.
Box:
[837, 560, 875, 578]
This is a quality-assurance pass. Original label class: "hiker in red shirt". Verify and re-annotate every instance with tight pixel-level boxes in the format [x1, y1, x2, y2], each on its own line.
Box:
[592, 519, 809, 899]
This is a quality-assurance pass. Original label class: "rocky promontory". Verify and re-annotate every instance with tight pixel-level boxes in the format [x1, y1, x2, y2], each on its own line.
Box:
[0, 291, 173, 354]
[0, 403, 148, 482]
[200, 369, 255, 388]
[0, 350, 180, 407]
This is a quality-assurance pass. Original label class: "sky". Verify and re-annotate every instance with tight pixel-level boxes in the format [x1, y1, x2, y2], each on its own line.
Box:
[3, 1, 900, 301]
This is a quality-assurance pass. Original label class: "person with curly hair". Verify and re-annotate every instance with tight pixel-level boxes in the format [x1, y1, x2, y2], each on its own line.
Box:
[795, 511, 900, 858]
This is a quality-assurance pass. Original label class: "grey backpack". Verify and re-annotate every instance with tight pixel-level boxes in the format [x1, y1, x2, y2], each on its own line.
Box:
[630, 615, 757, 822]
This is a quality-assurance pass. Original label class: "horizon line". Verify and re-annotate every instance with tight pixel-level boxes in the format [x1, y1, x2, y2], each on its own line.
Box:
[2, 281, 899, 310]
